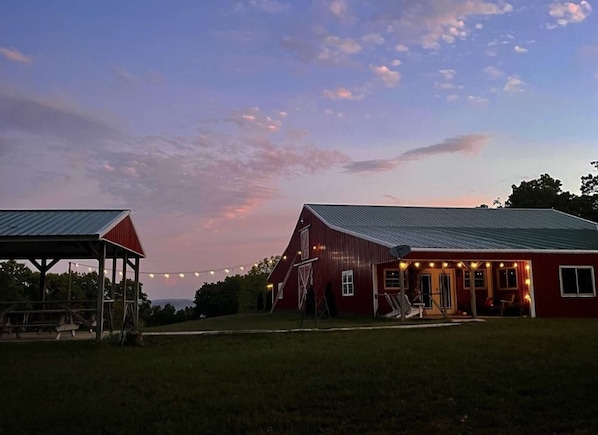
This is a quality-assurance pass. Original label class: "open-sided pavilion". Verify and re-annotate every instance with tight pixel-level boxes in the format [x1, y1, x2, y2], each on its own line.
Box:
[0, 209, 145, 340]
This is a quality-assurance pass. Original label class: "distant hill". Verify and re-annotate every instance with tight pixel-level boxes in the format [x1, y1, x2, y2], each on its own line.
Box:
[152, 299, 194, 311]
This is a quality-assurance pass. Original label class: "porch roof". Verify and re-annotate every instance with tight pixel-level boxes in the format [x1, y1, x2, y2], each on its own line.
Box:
[306, 204, 598, 251]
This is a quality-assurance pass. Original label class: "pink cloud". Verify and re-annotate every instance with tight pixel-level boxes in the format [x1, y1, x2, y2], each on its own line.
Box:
[344, 134, 488, 173]
[322, 87, 365, 100]
[370, 65, 401, 87]
[0, 47, 32, 65]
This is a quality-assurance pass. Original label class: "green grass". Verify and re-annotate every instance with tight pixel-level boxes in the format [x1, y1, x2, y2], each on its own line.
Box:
[2, 318, 598, 434]
[142, 311, 440, 332]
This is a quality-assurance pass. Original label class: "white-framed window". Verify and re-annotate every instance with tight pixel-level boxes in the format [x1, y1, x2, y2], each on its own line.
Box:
[559, 266, 596, 297]
[300, 228, 309, 261]
[498, 268, 518, 289]
[464, 270, 487, 289]
[384, 269, 408, 289]
[277, 282, 284, 299]
[342, 270, 354, 296]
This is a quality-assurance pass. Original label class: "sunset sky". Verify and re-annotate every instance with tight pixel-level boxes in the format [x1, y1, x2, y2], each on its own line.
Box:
[1, 0, 597, 300]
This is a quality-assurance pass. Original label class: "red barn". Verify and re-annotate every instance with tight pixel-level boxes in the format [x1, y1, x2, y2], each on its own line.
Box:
[267, 204, 598, 318]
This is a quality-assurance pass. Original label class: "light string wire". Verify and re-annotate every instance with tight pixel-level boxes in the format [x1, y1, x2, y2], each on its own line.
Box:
[67, 259, 275, 279]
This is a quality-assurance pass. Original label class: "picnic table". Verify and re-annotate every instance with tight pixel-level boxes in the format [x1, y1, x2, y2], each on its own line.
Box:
[0, 304, 97, 340]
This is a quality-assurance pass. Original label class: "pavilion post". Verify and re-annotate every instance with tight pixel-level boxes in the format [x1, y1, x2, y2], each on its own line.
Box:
[111, 256, 117, 302]
[133, 257, 140, 329]
[121, 252, 128, 329]
[96, 243, 106, 341]
[40, 258, 47, 302]
[399, 262, 406, 322]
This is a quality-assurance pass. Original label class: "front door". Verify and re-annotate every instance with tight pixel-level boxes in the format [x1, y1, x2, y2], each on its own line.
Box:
[298, 264, 313, 309]
[419, 269, 457, 315]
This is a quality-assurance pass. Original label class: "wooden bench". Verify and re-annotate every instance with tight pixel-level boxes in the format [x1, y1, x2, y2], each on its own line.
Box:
[0, 311, 80, 340]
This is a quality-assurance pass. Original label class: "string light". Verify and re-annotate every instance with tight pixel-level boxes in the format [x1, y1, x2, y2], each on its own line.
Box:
[68, 258, 274, 280]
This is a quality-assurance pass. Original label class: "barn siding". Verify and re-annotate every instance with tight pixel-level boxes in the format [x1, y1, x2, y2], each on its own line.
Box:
[269, 207, 598, 317]
[268, 207, 393, 315]
[103, 216, 145, 257]
[528, 252, 598, 317]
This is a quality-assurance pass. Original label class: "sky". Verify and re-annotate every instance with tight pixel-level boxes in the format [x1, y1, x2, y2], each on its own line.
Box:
[1, 0, 597, 301]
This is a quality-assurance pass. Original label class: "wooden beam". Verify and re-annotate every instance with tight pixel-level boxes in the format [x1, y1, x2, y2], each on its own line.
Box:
[96, 243, 106, 341]
[469, 262, 478, 319]
[134, 257, 140, 329]
[399, 264, 406, 322]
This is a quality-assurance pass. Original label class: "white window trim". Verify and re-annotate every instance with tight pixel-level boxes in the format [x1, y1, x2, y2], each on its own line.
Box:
[277, 282, 284, 299]
[342, 269, 354, 297]
[559, 265, 596, 297]
[463, 269, 487, 290]
[497, 267, 518, 290]
[300, 229, 309, 261]
[383, 268, 408, 290]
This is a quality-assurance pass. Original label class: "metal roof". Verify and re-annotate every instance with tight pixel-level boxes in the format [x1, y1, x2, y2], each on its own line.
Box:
[0, 209, 145, 259]
[306, 204, 598, 251]
[0, 209, 128, 237]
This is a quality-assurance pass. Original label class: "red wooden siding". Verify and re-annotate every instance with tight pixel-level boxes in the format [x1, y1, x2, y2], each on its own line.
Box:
[103, 216, 145, 257]
[528, 252, 598, 317]
[269, 207, 598, 317]
[268, 207, 393, 315]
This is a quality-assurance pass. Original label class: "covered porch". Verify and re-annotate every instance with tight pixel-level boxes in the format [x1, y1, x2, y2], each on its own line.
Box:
[373, 255, 535, 319]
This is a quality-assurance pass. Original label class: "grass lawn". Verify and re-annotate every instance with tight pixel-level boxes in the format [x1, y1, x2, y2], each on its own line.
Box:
[142, 311, 422, 332]
[2, 318, 598, 434]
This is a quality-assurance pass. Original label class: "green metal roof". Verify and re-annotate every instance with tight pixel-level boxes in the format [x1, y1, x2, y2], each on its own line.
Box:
[0, 209, 130, 238]
[306, 204, 598, 251]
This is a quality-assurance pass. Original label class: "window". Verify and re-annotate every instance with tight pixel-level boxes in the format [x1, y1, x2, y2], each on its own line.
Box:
[300, 229, 309, 260]
[277, 282, 284, 299]
[464, 270, 486, 289]
[384, 269, 408, 289]
[498, 268, 518, 289]
[560, 266, 596, 297]
[342, 270, 354, 296]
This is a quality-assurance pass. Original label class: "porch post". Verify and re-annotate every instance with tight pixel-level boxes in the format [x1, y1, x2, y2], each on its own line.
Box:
[527, 261, 536, 318]
[469, 262, 478, 319]
[399, 261, 407, 322]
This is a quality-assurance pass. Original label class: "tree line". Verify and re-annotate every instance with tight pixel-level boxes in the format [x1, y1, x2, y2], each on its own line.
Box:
[0, 256, 280, 326]
[487, 160, 598, 222]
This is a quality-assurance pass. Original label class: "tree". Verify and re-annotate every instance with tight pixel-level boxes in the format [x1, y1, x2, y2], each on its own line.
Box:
[0, 260, 37, 301]
[192, 255, 281, 317]
[249, 256, 280, 275]
[194, 275, 241, 318]
[581, 161, 598, 195]
[506, 173, 567, 209]
[505, 163, 598, 223]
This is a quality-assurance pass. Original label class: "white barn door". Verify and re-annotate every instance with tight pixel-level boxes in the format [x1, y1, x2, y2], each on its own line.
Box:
[298, 264, 313, 309]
